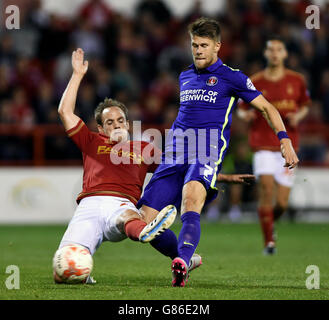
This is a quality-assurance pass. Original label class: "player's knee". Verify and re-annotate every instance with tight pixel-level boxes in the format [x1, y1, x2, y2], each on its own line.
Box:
[118, 210, 141, 233]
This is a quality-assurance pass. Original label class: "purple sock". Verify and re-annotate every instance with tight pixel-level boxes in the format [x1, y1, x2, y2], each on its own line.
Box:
[177, 211, 201, 265]
[150, 229, 178, 260]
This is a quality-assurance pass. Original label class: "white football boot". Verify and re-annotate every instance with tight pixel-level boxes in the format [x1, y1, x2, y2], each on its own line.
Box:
[139, 205, 177, 243]
[188, 253, 203, 272]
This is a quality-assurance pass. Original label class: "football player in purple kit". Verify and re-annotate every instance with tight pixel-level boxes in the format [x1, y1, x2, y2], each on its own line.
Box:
[130, 17, 299, 287]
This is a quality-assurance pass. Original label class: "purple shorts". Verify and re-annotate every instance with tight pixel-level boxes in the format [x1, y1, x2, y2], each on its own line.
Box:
[137, 161, 221, 212]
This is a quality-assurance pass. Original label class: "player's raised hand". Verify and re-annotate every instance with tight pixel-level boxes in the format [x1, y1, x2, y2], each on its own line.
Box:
[72, 48, 89, 76]
[280, 138, 299, 169]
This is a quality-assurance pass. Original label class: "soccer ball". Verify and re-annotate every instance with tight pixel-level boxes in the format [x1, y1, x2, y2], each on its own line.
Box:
[53, 244, 93, 284]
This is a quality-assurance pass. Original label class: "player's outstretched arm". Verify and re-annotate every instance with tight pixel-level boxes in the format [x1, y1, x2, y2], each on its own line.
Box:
[217, 173, 255, 185]
[58, 48, 89, 131]
[249, 94, 299, 169]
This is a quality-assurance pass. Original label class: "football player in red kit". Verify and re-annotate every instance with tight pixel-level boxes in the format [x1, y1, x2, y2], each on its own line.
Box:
[53, 48, 179, 283]
[238, 37, 310, 254]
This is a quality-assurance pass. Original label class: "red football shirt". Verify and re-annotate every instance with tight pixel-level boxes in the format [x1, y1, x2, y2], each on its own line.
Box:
[67, 120, 161, 204]
[239, 69, 311, 151]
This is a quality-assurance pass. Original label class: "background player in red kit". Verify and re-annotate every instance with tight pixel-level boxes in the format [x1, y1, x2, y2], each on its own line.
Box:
[238, 37, 311, 254]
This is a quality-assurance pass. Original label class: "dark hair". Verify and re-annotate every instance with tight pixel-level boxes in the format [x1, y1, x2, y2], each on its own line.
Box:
[188, 17, 221, 42]
[266, 35, 286, 47]
[94, 98, 128, 126]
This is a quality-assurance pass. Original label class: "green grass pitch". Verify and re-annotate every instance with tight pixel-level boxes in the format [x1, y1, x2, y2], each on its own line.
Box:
[0, 222, 328, 300]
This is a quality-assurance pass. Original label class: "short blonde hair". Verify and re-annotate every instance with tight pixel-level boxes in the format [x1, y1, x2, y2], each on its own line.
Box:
[188, 17, 221, 42]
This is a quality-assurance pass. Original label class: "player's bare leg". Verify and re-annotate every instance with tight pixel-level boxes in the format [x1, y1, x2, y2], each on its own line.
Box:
[119, 209, 145, 241]
[181, 180, 207, 214]
[117, 209, 142, 230]
[274, 184, 291, 221]
[139, 205, 160, 223]
[171, 181, 206, 287]
[258, 175, 276, 254]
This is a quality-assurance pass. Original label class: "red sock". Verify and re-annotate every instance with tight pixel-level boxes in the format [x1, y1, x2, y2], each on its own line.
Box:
[124, 219, 147, 241]
[258, 207, 274, 246]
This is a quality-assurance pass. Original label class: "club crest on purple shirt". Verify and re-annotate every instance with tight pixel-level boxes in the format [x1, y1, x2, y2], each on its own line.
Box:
[206, 76, 218, 86]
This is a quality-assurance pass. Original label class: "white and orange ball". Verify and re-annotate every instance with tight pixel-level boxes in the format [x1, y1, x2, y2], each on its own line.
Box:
[53, 244, 93, 284]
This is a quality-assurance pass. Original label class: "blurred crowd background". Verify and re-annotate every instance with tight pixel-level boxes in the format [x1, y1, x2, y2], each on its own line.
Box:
[0, 0, 329, 219]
